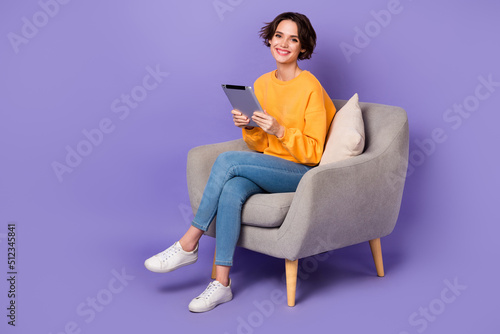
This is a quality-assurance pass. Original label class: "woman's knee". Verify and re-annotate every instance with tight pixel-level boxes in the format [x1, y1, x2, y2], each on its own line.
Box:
[213, 151, 252, 172]
[214, 151, 236, 170]
[215, 151, 240, 164]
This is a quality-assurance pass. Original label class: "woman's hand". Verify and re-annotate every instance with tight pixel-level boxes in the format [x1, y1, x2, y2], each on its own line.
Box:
[252, 110, 285, 138]
[231, 109, 254, 130]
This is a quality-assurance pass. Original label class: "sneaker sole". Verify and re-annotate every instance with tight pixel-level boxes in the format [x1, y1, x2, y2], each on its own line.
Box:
[144, 257, 198, 273]
[188, 293, 233, 313]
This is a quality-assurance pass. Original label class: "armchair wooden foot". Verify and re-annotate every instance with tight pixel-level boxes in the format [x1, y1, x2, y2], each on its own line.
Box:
[369, 238, 385, 277]
[211, 250, 216, 280]
[285, 259, 299, 307]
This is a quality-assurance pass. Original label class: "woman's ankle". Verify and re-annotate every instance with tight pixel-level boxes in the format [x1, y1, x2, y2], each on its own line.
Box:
[179, 226, 204, 252]
[215, 265, 231, 286]
[178, 239, 197, 252]
[216, 277, 230, 287]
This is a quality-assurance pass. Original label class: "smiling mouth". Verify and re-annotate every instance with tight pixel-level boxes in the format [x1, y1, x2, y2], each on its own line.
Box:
[275, 48, 291, 56]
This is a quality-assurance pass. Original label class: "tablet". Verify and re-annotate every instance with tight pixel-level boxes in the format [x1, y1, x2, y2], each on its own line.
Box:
[222, 84, 263, 128]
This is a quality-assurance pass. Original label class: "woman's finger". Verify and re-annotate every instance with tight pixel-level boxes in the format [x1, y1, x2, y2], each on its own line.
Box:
[251, 115, 266, 123]
[252, 111, 268, 119]
[234, 116, 250, 127]
[253, 118, 271, 129]
[234, 119, 248, 126]
[234, 114, 249, 121]
[252, 114, 270, 124]
[251, 119, 263, 129]
[253, 119, 271, 131]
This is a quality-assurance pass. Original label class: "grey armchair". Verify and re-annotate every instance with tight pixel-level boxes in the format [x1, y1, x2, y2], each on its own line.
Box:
[186, 99, 409, 306]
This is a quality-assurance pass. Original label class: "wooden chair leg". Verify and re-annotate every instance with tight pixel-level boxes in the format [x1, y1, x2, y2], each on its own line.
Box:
[369, 238, 385, 277]
[285, 259, 298, 307]
[211, 250, 216, 280]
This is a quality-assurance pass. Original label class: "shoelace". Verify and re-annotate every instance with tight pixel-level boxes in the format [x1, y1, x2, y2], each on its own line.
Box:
[158, 244, 180, 262]
[198, 281, 220, 300]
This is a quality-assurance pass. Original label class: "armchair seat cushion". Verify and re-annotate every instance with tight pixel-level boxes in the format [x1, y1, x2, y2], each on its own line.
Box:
[241, 192, 295, 228]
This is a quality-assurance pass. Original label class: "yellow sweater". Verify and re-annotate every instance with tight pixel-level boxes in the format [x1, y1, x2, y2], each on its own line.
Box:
[242, 70, 336, 166]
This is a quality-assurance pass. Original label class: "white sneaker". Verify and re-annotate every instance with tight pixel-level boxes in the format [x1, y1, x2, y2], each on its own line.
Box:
[144, 241, 198, 273]
[188, 279, 233, 313]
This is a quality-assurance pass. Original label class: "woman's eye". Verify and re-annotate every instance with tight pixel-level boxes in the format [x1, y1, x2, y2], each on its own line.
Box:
[292, 39, 298, 43]
[275, 34, 281, 38]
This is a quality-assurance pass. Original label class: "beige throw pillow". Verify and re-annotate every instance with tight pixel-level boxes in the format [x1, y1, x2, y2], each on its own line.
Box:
[319, 93, 365, 165]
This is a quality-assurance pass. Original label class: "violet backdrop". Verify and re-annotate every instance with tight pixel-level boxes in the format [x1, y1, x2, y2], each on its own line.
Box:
[1, 0, 499, 333]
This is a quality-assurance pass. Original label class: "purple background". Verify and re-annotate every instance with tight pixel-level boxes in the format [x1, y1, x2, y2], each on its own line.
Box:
[1, 0, 499, 333]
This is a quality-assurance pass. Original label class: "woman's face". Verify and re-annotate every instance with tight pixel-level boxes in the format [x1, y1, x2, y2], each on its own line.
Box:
[269, 20, 305, 65]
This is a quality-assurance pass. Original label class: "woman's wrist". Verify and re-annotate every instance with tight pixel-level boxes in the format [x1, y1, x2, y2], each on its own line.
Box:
[276, 126, 285, 139]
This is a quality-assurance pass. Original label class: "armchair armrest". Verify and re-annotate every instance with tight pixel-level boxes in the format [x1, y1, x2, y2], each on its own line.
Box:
[278, 120, 409, 260]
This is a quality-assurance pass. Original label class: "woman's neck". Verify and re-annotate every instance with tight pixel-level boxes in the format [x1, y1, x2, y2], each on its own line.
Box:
[275, 63, 302, 81]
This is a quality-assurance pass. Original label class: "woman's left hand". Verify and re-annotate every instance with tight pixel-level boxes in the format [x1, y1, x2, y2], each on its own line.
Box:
[252, 110, 285, 138]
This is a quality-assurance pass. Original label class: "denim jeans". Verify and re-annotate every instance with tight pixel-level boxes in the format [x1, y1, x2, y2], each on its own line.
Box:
[191, 151, 313, 266]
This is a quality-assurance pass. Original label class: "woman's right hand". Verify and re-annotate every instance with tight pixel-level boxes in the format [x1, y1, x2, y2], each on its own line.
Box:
[231, 109, 254, 129]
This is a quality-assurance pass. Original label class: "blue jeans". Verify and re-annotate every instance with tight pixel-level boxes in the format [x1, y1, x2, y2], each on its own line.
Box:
[191, 151, 313, 266]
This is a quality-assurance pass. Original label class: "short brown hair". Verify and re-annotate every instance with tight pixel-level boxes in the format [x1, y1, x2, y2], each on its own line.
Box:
[259, 12, 317, 60]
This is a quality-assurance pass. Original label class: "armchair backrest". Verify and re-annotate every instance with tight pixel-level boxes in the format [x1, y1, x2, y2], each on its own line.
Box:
[332, 99, 409, 160]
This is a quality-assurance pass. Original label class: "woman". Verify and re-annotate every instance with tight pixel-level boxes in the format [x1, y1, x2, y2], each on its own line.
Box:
[145, 12, 336, 312]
